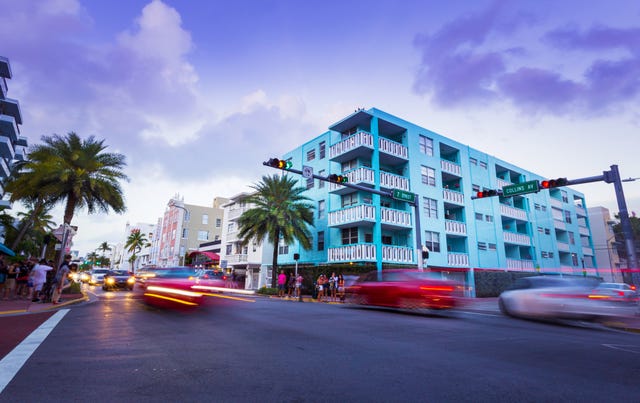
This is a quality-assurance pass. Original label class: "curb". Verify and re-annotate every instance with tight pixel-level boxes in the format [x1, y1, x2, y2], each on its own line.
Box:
[0, 291, 89, 316]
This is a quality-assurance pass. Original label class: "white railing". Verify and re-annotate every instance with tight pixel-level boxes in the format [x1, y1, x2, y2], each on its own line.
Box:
[557, 242, 570, 252]
[227, 206, 250, 221]
[380, 171, 409, 191]
[347, 167, 375, 185]
[443, 189, 464, 205]
[380, 207, 412, 227]
[506, 259, 535, 270]
[441, 160, 461, 176]
[500, 204, 528, 220]
[328, 244, 376, 262]
[496, 178, 511, 189]
[503, 232, 531, 245]
[328, 205, 376, 226]
[225, 254, 248, 263]
[445, 220, 467, 235]
[378, 137, 408, 160]
[329, 131, 373, 159]
[447, 253, 469, 266]
[382, 246, 414, 264]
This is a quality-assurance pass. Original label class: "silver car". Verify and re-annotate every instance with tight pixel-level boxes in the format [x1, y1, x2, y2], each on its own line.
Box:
[89, 268, 109, 285]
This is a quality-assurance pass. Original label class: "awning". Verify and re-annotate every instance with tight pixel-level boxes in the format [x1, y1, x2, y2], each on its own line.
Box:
[188, 251, 220, 261]
[0, 242, 15, 256]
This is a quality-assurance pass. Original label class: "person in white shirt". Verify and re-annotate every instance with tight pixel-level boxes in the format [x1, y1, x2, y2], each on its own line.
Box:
[31, 259, 54, 302]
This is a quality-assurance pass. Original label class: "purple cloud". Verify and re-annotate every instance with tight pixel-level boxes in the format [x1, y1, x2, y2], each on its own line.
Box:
[544, 25, 640, 55]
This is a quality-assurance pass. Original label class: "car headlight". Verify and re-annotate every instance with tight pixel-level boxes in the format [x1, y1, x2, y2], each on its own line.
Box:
[106, 278, 115, 285]
[127, 277, 135, 284]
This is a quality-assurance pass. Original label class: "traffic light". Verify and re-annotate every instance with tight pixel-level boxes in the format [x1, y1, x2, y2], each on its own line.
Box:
[475, 189, 500, 198]
[328, 174, 349, 184]
[265, 157, 292, 170]
[540, 177, 568, 189]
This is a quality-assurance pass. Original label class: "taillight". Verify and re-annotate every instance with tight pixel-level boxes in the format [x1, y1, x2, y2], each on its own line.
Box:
[420, 286, 454, 292]
[630, 285, 637, 291]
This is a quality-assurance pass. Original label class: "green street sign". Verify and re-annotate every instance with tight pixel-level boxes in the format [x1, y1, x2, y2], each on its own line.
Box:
[502, 180, 539, 197]
[392, 189, 416, 202]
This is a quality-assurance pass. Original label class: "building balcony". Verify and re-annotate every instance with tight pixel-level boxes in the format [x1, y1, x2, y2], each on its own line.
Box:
[550, 198, 563, 208]
[447, 252, 469, 267]
[378, 137, 408, 165]
[380, 171, 409, 191]
[557, 242, 570, 252]
[0, 156, 9, 178]
[228, 206, 250, 221]
[506, 258, 535, 271]
[582, 246, 593, 256]
[578, 226, 590, 236]
[441, 159, 461, 176]
[0, 98, 22, 125]
[503, 232, 531, 246]
[329, 167, 375, 194]
[0, 136, 15, 161]
[445, 220, 467, 236]
[496, 178, 511, 189]
[328, 243, 376, 262]
[0, 77, 6, 99]
[500, 204, 528, 221]
[554, 220, 566, 230]
[225, 254, 248, 263]
[0, 114, 19, 142]
[382, 245, 414, 264]
[575, 205, 586, 217]
[443, 189, 464, 205]
[329, 131, 373, 162]
[380, 207, 412, 230]
[328, 204, 376, 228]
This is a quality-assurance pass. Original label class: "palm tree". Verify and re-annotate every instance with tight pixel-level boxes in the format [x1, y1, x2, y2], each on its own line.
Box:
[86, 251, 99, 266]
[97, 241, 112, 259]
[5, 132, 128, 227]
[237, 174, 314, 288]
[125, 229, 150, 272]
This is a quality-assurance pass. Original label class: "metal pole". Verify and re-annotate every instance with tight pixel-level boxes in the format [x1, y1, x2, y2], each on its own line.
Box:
[413, 194, 423, 271]
[609, 165, 639, 287]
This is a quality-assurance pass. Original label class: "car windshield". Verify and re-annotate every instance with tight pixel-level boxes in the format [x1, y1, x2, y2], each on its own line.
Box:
[109, 270, 129, 276]
[93, 269, 109, 274]
[152, 267, 199, 279]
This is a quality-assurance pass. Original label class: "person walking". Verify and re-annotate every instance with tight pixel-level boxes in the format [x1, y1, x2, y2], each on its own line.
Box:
[1, 263, 17, 300]
[287, 272, 295, 298]
[316, 274, 326, 302]
[337, 273, 346, 302]
[30, 259, 54, 302]
[277, 270, 287, 298]
[328, 272, 338, 302]
[51, 254, 72, 304]
[295, 273, 304, 299]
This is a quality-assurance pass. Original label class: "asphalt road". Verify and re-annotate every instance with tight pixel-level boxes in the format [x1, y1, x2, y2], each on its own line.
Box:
[1, 289, 640, 402]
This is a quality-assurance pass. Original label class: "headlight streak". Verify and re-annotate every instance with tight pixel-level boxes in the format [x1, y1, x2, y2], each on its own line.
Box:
[197, 292, 256, 302]
[143, 293, 199, 306]
[146, 285, 203, 298]
[191, 285, 256, 295]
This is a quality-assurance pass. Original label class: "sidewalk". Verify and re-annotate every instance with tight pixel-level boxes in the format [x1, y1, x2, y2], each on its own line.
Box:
[0, 292, 88, 316]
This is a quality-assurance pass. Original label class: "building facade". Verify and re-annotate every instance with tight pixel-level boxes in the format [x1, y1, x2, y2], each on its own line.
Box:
[0, 56, 28, 248]
[273, 108, 596, 295]
[588, 206, 623, 282]
[117, 222, 156, 272]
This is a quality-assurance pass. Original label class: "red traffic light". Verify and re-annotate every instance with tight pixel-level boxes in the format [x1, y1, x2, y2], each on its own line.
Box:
[328, 174, 348, 184]
[540, 177, 568, 189]
[265, 158, 292, 170]
[475, 189, 499, 198]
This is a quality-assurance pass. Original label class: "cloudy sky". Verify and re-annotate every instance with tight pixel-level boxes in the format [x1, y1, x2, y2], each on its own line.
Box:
[2, 0, 639, 256]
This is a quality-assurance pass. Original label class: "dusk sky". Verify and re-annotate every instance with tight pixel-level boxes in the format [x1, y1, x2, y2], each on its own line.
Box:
[2, 0, 639, 256]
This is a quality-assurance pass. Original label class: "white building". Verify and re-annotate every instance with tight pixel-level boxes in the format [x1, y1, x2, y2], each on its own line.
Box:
[118, 222, 156, 272]
[588, 206, 623, 282]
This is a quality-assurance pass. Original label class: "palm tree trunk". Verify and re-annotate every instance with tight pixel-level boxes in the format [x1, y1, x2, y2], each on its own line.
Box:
[271, 229, 279, 288]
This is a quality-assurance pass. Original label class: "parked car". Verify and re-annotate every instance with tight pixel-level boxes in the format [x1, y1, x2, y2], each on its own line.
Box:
[589, 282, 638, 303]
[103, 270, 136, 291]
[89, 268, 110, 285]
[347, 269, 464, 311]
[498, 275, 622, 321]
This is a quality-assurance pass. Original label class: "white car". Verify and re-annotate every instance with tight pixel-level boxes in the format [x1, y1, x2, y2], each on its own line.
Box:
[89, 268, 109, 285]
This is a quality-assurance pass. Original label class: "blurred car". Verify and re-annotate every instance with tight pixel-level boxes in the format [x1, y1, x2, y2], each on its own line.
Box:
[103, 270, 136, 291]
[79, 271, 91, 283]
[347, 269, 464, 311]
[588, 282, 638, 304]
[498, 275, 620, 320]
[89, 268, 110, 285]
[139, 267, 210, 309]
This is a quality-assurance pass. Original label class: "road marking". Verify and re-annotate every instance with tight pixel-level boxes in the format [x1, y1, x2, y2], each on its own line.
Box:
[0, 309, 69, 393]
[460, 311, 501, 317]
[602, 344, 640, 354]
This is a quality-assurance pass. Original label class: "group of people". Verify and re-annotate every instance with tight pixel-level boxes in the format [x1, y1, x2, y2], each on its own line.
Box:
[316, 272, 345, 303]
[277, 270, 304, 299]
[0, 254, 75, 304]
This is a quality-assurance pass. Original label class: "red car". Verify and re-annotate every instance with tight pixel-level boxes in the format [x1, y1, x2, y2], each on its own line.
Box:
[140, 267, 224, 310]
[348, 269, 464, 311]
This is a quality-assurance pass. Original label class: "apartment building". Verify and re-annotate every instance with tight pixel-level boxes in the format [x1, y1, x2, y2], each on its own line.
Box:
[116, 222, 156, 271]
[155, 195, 227, 267]
[273, 108, 596, 294]
[0, 56, 28, 251]
[588, 206, 623, 282]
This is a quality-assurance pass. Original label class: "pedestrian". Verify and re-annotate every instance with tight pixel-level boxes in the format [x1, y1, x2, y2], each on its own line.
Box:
[30, 259, 54, 302]
[1, 263, 17, 300]
[295, 273, 304, 298]
[277, 270, 287, 298]
[15, 261, 31, 299]
[316, 274, 326, 302]
[287, 272, 295, 298]
[51, 254, 72, 304]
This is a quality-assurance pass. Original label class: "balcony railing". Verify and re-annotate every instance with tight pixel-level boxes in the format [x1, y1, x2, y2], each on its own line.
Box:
[443, 189, 464, 205]
[503, 232, 531, 245]
[378, 137, 408, 160]
[228, 206, 250, 220]
[380, 207, 412, 228]
[328, 204, 376, 227]
[582, 246, 593, 256]
[506, 258, 534, 270]
[447, 252, 469, 266]
[380, 171, 409, 191]
[557, 242, 570, 252]
[225, 254, 248, 263]
[554, 220, 566, 230]
[500, 204, 528, 221]
[329, 131, 373, 159]
[578, 226, 590, 236]
[550, 198, 563, 208]
[328, 243, 376, 262]
[445, 220, 467, 235]
[441, 159, 461, 176]
[382, 246, 414, 264]
[575, 205, 586, 217]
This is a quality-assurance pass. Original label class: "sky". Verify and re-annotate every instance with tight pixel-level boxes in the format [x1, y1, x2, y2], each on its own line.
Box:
[1, 0, 639, 257]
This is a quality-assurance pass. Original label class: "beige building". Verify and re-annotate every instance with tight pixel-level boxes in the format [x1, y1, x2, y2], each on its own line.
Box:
[587, 206, 623, 282]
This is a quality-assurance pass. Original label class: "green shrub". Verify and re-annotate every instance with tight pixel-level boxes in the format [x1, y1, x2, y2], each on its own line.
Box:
[62, 282, 82, 294]
[256, 287, 278, 295]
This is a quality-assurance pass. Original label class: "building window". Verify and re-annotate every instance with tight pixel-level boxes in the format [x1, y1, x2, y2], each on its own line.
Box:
[419, 135, 434, 156]
[538, 226, 544, 233]
[226, 244, 232, 255]
[541, 251, 548, 258]
[545, 228, 550, 235]
[319, 141, 326, 159]
[342, 193, 358, 208]
[306, 177, 314, 189]
[424, 231, 440, 252]
[202, 214, 208, 225]
[318, 200, 325, 219]
[485, 215, 493, 222]
[478, 242, 487, 250]
[182, 228, 188, 238]
[472, 184, 480, 192]
[342, 227, 358, 245]
[569, 232, 575, 245]
[571, 253, 578, 266]
[423, 197, 438, 219]
[479, 161, 487, 169]
[317, 231, 325, 251]
[215, 218, 221, 227]
[318, 169, 325, 188]
[197, 230, 209, 241]
[382, 235, 392, 245]
[534, 203, 541, 211]
[227, 223, 235, 233]
[421, 165, 436, 186]
[475, 213, 483, 221]
[278, 244, 289, 255]
[548, 252, 554, 258]
[342, 159, 357, 171]
[307, 149, 316, 161]
[488, 243, 497, 250]
[470, 157, 477, 166]
[364, 233, 373, 243]
[541, 205, 547, 212]
[561, 190, 569, 203]
[214, 235, 219, 241]
[564, 210, 572, 224]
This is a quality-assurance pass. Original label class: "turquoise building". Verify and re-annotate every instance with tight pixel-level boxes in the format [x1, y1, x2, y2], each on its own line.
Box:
[276, 108, 595, 294]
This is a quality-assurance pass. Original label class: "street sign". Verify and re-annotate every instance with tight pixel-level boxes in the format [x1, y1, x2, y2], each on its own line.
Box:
[392, 189, 416, 203]
[302, 165, 313, 179]
[502, 180, 539, 197]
